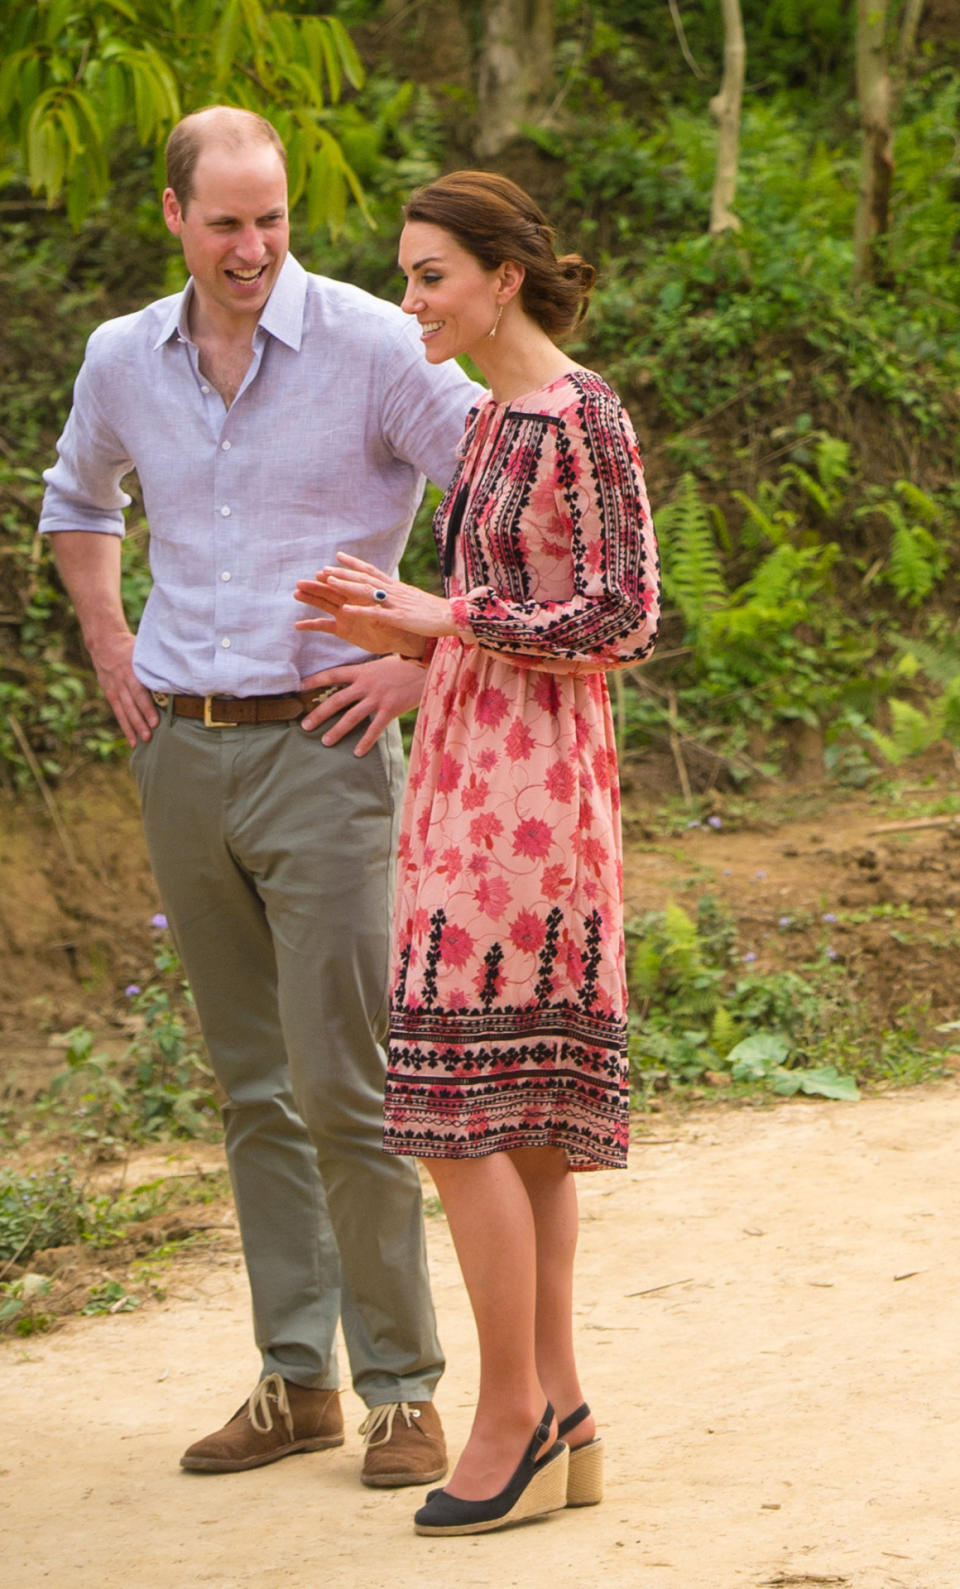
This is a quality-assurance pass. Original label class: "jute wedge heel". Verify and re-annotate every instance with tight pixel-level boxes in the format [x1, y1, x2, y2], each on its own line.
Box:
[558, 1403, 604, 1507]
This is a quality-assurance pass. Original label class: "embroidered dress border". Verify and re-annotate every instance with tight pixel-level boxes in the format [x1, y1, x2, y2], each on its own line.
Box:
[383, 1069, 629, 1170]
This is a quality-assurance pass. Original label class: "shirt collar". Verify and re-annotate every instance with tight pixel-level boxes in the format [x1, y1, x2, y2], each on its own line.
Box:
[151, 253, 307, 352]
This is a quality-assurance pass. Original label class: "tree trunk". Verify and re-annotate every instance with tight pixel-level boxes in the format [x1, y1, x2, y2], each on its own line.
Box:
[708, 0, 746, 236]
[475, 0, 555, 160]
[853, 0, 894, 284]
[897, 0, 926, 66]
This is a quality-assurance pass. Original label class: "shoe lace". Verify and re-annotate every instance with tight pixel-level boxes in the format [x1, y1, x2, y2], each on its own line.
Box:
[247, 1373, 294, 1441]
[358, 1401, 418, 1449]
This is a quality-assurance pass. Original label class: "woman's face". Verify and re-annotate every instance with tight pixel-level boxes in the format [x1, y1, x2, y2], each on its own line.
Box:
[398, 221, 503, 363]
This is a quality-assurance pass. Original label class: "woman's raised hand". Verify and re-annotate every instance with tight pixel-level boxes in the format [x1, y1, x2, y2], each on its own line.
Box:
[294, 552, 455, 654]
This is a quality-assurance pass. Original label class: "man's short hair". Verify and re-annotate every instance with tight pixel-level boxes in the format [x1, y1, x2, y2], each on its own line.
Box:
[165, 107, 287, 210]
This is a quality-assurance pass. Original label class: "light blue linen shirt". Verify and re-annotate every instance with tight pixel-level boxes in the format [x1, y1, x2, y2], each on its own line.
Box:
[39, 253, 481, 696]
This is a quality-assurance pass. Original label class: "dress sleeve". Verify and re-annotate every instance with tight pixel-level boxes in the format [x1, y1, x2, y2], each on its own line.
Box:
[449, 385, 660, 675]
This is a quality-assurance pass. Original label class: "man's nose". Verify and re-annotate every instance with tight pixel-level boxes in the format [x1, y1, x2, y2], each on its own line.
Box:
[234, 226, 267, 262]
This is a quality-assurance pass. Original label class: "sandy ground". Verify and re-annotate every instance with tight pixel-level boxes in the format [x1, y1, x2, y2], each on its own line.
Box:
[4, 1087, 960, 1589]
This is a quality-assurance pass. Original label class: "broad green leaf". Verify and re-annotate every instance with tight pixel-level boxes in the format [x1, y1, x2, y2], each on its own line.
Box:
[769, 1070, 803, 1095]
[214, 0, 243, 90]
[797, 1066, 860, 1101]
[327, 16, 364, 89]
[0, 50, 31, 119]
[316, 21, 342, 104]
[728, 1032, 791, 1080]
[43, 0, 74, 48]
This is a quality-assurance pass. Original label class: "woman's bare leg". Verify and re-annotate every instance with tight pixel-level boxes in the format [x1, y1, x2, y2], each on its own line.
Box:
[423, 1152, 556, 1498]
[509, 1145, 597, 1446]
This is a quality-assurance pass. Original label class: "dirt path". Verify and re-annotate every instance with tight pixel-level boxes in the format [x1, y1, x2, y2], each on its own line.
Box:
[5, 1086, 960, 1589]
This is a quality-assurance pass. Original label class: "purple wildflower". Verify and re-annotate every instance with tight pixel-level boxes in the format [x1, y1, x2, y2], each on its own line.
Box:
[707, 815, 723, 830]
[151, 913, 168, 930]
[742, 951, 757, 964]
[124, 984, 141, 997]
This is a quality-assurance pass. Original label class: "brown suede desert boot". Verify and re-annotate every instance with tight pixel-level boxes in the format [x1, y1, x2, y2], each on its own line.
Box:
[359, 1400, 447, 1488]
[180, 1373, 344, 1472]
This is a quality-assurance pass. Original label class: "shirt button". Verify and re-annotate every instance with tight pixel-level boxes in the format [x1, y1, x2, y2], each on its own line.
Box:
[221, 637, 231, 648]
[200, 384, 210, 394]
[221, 440, 231, 451]
[220, 505, 231, 517]
[221, 571, 232, 582]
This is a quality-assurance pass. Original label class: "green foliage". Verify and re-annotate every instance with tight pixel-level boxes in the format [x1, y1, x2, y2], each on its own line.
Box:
[863, 481, 949, 605]
[0, 1161, 230, 1332]
[46, 942, 219, 1144]
[866, 632, 960, 765]
[82, 1280, 140, 1315]
[655, 473, 728, 639]
[0, 1159, 86, 1263]
[1, 2, 958, 800]
[627, 896, 863, 1100]
[1, 0, 366, 231]
[576, 75, 960, 429]
[632, 454, 864, 773]
[726, 1034, 859, 1100]
[0, 1274, 54, 1336]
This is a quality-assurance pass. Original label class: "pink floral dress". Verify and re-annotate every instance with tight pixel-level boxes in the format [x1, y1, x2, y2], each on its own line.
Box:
[382, 370, 660, 1170]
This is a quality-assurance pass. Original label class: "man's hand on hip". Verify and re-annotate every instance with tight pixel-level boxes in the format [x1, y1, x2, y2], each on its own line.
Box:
[300, 654, 426, 756]
[93, 631, 160, 748]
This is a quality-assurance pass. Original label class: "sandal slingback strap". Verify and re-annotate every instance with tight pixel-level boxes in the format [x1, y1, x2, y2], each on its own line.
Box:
[558, 1403, 591, 1439]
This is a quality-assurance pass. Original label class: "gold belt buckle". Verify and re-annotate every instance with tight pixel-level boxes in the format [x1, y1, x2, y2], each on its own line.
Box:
[203, 695, 236, 728]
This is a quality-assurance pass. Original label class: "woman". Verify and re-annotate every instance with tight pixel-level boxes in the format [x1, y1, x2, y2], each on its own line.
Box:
[295, 171, 660, 1535]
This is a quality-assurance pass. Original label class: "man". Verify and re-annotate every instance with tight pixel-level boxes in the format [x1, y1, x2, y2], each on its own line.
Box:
[39, 106, 480, 1485]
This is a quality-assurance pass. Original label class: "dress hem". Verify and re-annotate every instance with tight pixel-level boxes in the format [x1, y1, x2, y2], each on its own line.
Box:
[382, 1129, 627, 1172]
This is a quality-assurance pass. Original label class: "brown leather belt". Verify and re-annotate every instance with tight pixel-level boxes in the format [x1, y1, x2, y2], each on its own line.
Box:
[152, 688, 338, 727]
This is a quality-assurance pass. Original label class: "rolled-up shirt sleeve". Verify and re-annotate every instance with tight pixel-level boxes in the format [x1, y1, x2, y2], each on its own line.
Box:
[378, 319, 484, 493]
[39, 330, 134, 537]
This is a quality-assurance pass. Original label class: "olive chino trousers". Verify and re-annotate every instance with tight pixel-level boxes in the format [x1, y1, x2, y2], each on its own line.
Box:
[131, 703, 443, 1406]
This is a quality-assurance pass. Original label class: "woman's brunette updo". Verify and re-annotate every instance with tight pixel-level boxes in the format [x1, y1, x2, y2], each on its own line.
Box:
[403, 170, 596, 340]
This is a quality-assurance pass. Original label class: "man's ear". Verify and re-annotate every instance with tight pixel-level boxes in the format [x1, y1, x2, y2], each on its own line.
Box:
[162, 188, 184, 238]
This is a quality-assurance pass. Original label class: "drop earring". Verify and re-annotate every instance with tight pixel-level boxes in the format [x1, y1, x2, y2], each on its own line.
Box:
[488, 302, 504, 339]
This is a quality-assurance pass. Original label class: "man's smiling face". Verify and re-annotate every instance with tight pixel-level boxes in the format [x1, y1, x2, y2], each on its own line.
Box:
[163, 141, 289, 331]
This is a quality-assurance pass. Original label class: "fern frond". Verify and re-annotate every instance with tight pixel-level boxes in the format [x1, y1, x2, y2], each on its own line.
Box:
[783, 463, 833, 519]
[657, 473, 727, 635]
[628, 937, 662, 1002]
[888, 633, 960, 686]
[893, 480, 938, 523]
[888, 523, 945, 604]
[731, 487, 795, 547]
[813, 434, 851, 498]
[708, 600, 807, 649]
[867, 698, 946, 764]
[942, 678, 960, 746]
[661, 901, 703, 978]
[710, 1006, 740, 1059]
